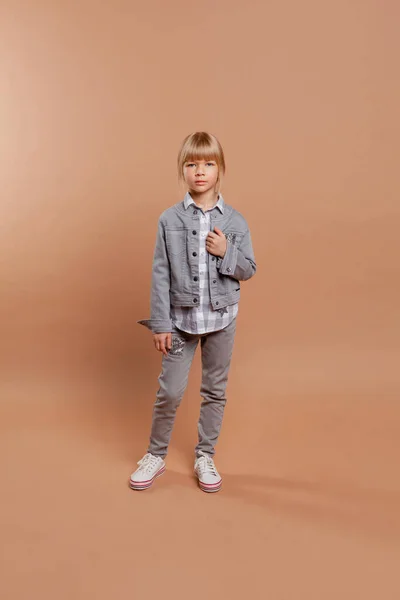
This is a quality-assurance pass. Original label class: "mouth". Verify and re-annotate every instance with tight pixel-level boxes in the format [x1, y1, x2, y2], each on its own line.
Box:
[195, 181, 207, 185]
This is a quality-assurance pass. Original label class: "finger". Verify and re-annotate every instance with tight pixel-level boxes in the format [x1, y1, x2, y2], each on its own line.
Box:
[160, 339, 167, 356]
[167, 333, 172, 350]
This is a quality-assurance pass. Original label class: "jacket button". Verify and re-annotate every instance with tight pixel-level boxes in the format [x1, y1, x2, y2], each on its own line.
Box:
[211, 256, 215, 261]
[213, 279, 216, 283]
[194, 276, 198, 281]
[216, 301, 219, 306]
[192, 230, 197, 235]
[193, 298, 198, 303]
[192, 252, 197, 257]
[227, 267, 231, 272]
[193, 210, 197, 215]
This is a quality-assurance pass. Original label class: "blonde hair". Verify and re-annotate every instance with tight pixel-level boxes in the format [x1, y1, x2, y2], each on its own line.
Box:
[177, 131, 226, 195]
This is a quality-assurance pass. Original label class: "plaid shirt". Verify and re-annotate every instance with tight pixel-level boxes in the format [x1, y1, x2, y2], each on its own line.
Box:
[170, 192, 239, 335]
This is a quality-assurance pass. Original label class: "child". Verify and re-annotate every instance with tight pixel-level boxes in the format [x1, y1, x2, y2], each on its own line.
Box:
[130, 131, 256, 492]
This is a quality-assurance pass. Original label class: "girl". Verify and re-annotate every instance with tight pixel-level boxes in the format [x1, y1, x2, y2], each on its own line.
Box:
[130, 131, 256, 492]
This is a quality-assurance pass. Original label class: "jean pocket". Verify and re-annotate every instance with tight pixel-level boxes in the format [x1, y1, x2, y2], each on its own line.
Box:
[224, 231, 243, 248]
[166, 229, 186, 256]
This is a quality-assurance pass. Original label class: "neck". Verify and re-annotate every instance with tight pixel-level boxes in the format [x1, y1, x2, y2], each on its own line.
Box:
[188, 188, 219, 209]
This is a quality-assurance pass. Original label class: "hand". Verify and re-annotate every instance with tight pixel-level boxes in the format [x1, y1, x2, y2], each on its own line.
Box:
[153, 332, 172, 356]
[206, 226, 227, 258]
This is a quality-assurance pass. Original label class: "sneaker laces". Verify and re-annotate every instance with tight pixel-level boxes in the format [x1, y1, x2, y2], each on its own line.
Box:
[196, 454, 218, 476]
[137, 453, 161, 474]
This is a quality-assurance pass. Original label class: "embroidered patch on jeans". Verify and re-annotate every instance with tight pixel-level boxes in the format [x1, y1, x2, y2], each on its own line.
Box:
[169, 335, 185, 356]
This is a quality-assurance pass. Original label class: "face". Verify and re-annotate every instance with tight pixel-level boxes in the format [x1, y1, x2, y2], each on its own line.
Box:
[183, 158, 219, 194]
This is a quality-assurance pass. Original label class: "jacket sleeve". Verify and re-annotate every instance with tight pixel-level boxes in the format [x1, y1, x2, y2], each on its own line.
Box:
[216, 227, 257, 281]
[137, 216, 173, 333]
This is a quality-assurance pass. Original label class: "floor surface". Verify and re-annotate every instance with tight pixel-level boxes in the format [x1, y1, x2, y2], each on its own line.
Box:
[1, 366, 399, 600]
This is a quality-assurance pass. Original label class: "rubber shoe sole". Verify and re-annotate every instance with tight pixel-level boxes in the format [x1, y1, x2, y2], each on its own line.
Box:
[196, 474, 222, 493]
[129, 465, 166, 491]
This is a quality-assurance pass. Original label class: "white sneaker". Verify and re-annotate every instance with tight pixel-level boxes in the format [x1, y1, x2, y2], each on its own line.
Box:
[129, 453, 166, 491]
[194, 452, 222, 493]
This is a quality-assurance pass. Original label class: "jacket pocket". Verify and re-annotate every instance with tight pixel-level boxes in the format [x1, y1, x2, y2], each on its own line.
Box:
[223, 230, 243, 248]
[219, 275, 240, 295]
[165, 229, 186, 256]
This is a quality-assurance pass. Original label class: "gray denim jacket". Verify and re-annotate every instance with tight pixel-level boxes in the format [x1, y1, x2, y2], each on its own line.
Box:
[137, 198, 257, 333]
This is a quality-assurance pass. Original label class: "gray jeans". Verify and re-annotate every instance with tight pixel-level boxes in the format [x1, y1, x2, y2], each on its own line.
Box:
[147, 317, 237, 459]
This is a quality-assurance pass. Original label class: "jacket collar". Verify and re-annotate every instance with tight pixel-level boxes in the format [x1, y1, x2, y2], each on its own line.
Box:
[183, 191, 225, 214]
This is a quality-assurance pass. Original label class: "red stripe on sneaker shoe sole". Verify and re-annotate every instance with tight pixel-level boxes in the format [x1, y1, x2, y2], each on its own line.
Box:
[199, 484, 222, 493]
[198, 479, 222, 492]
[129, 466, 165, 490]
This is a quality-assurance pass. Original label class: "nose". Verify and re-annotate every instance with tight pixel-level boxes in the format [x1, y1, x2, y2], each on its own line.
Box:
[195, 165, 205, 176]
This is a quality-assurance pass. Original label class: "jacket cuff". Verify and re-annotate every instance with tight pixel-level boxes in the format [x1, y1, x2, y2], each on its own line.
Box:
[217, 240, 238, 276]
[137, 318, 173, 333]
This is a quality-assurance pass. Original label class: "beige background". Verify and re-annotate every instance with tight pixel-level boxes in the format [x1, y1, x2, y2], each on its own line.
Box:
[1, 1, 399, 598]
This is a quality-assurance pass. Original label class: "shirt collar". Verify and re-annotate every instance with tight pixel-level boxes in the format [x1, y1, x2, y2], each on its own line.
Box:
[183, 191, 225, 214]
